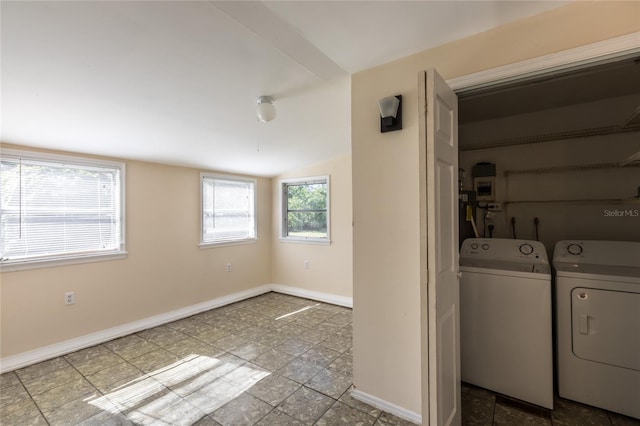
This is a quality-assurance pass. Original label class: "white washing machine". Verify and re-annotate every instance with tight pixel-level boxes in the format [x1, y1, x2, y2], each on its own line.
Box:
[460, 238, 553, 409]
[554, 240, 640, 419]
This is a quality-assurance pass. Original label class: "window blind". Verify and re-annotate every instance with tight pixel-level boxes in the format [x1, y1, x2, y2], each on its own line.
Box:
[0, 154, 124, 264]
[201, 175, 256, 244]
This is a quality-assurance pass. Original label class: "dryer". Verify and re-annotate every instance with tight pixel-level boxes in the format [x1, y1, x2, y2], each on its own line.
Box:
[554, 240, 640, 419]
[460, 238, 553, 409]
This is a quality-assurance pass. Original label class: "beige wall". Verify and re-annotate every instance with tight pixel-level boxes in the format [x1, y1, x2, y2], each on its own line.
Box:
[271, 154, 353, 299]
[351, 1, 639, 417]
[0, 144, 272, 358]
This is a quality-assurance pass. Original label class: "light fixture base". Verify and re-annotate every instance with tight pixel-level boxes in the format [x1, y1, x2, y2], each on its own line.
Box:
[257, 96, 274, 105]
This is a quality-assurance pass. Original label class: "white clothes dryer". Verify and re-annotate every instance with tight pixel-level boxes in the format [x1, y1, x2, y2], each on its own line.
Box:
[460, 238, 553, 409]
[554, 240, 640, 419]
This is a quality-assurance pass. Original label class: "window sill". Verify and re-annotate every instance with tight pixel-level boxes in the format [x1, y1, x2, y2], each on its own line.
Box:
[199, 239, 258, 249]
[0, 251, 128, 273]
[279, 237, 332, 246]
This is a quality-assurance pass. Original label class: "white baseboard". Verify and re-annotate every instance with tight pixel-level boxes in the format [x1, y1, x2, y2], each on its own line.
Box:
[269, 283, 353, 308]
[0, 284, 352, 373]
[351, 388, 421, 425]
[0, 285, 272, 373]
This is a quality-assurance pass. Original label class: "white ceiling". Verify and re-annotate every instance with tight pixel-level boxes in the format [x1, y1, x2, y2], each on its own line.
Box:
[1, 1, 568, 177]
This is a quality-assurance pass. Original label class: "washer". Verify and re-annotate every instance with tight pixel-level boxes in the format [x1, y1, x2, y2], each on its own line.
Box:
[554, 240, 640, 419]
[460, 238, 553, 409]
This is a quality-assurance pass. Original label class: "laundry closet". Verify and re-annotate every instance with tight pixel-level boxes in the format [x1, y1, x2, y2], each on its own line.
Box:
[457, 59, 640, 249]
[455, 57, 640, 419]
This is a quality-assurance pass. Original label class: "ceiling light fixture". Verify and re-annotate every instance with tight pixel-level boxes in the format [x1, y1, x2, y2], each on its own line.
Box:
[257, 96, 276, 123]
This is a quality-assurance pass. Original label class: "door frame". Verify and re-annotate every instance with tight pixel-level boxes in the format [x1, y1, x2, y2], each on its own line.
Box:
[421, 31, 639, 425]
[448, 32, 640, 95]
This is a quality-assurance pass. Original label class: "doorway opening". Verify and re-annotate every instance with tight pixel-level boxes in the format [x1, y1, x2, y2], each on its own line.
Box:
[453, 49, 640, 420]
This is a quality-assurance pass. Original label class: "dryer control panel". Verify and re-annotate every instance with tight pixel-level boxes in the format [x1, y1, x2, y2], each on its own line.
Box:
[553, 240, 640, 268]
[460, 238, 549, 263]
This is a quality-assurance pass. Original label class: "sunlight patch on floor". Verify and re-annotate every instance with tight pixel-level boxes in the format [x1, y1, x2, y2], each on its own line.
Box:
[276, 304, 319, 321]
[88, 354, 270, 424]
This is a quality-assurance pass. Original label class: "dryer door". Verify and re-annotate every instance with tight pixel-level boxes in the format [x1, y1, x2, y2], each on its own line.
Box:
[572, 287, 640, 371]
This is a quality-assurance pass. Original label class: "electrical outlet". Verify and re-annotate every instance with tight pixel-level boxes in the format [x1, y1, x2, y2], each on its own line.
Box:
[64, 292, 75, 305]
[488, 202, 503, 211]
[226, 263, 232, 272]
[303, 260, 310, 269]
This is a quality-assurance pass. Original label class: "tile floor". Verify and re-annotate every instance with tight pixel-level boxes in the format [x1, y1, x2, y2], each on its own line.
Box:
[0, 293, 413, 426]
[461, 382, 640, 426]
[1, 292, 638, 426]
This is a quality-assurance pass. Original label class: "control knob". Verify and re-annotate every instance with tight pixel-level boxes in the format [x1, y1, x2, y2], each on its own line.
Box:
[567, 243, 583, 255]
[519, 243, 534, 255]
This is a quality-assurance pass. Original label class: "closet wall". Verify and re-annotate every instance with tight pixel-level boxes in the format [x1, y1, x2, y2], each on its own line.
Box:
[459, 93, 640, 254]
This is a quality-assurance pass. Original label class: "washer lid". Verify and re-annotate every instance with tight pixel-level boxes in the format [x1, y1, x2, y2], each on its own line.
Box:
[460, 259, 551, 275]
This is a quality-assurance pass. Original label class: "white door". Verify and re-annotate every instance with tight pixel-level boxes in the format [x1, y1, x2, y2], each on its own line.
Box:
[418, 69, 460, 425]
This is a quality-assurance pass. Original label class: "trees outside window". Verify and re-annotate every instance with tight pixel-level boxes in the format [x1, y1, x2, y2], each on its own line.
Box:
[281, 176, 329, 243]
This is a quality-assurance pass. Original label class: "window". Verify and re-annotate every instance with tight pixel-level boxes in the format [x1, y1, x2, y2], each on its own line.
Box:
[201, 173, 256, 246]
[280, 176, 330, 243]
[0, 149, 125, 270]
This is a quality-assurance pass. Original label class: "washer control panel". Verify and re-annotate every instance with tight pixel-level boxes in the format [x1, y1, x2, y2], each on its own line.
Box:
[469, 242, 492, 251]
[460, 238, 549, 263]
